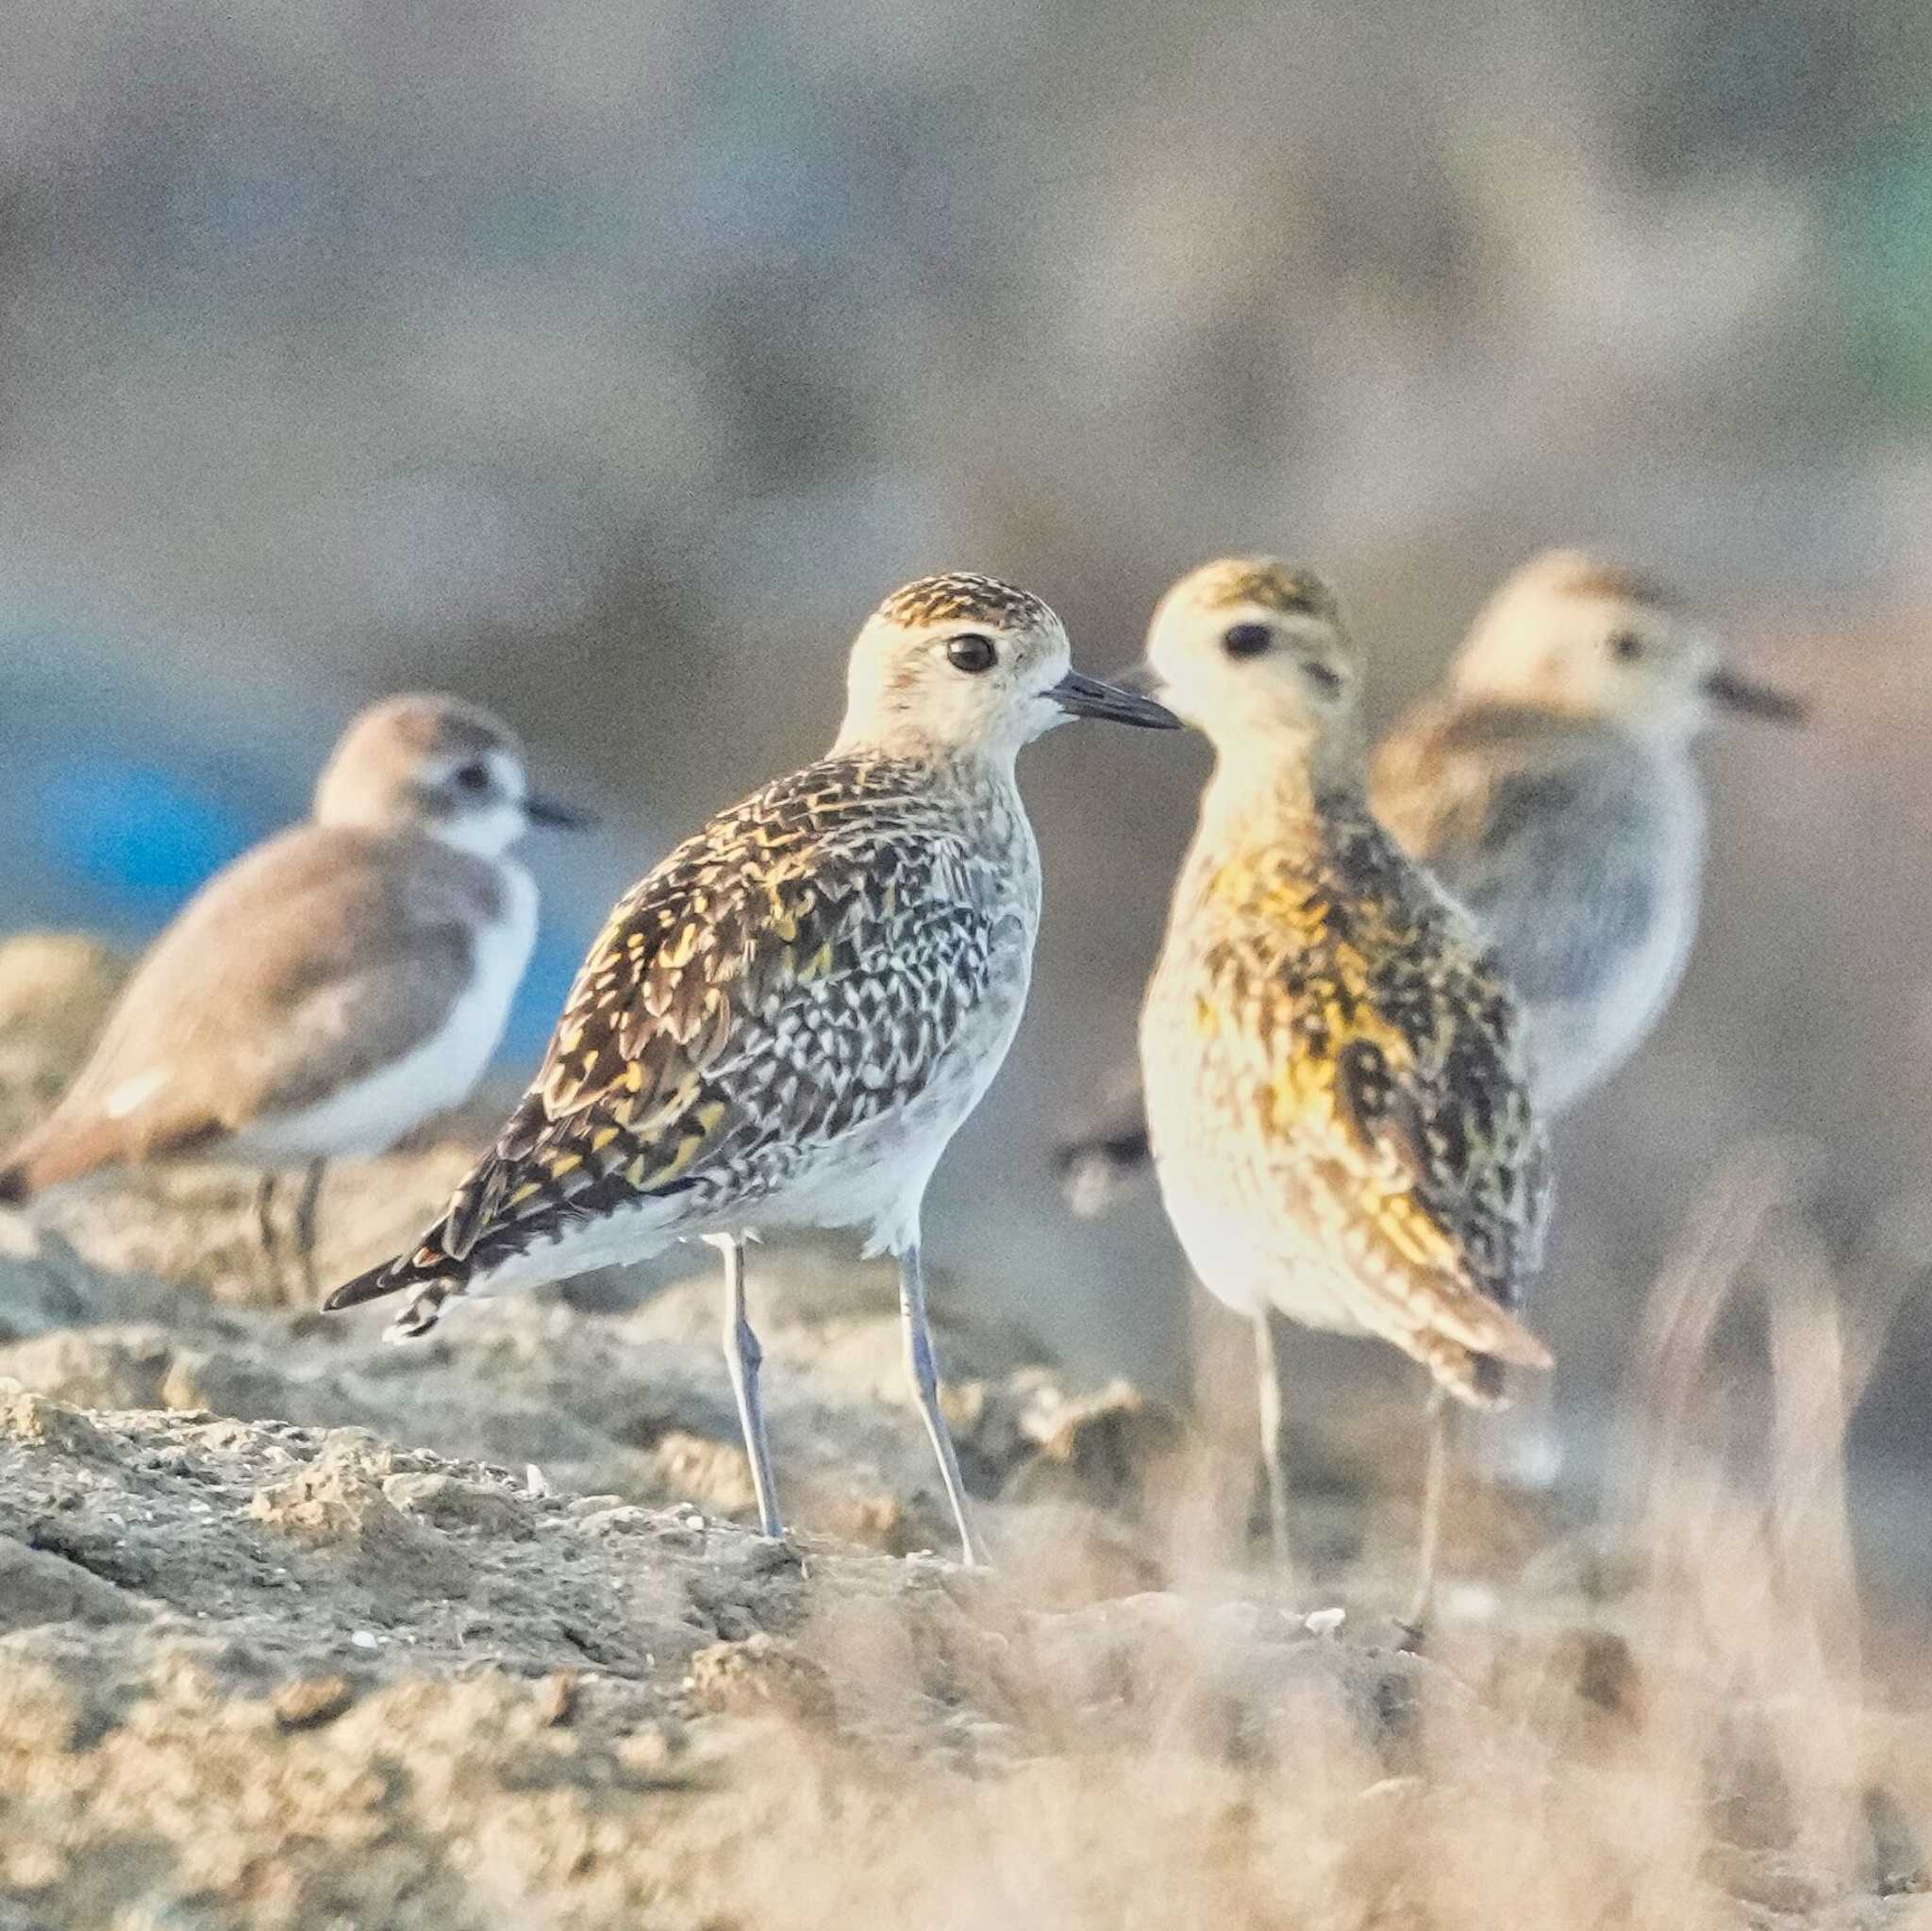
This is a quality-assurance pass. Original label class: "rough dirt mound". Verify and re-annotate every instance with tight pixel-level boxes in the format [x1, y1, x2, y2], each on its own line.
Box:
[0, 935, 1923, 1929]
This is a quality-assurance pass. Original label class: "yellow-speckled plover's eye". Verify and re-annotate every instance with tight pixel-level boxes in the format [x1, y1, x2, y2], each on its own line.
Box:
[454, 761, 491, 791]
[1609, 630, 1643, 662]
[946, 633, 997, 674]
[1221, 623, 1272, 659]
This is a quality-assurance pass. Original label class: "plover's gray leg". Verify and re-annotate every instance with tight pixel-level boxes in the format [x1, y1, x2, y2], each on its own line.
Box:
[897, 1240, 986, 1567]
[1404, 1387, 1451, 1633]
[1252, 1304, 1294, 1582]
[294, 1157, 327, 1303]
[252, 1170, 282, 1290]
[705, 1232, 782, 1538]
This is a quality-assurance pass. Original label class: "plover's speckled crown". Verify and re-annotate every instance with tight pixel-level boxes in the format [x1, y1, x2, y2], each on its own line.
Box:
[877, 573, 1054, 629]
[1054, 547, 1807, 1212]
[327, 573, 1176, 1562]
[1372, 547, 1806, 1117]
[1134, 558, 1553, 1599]
[0, 693, 589, 1292]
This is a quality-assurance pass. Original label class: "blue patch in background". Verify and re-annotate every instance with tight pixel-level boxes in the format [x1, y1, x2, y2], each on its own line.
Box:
[22, 750, 583, 1065]
[34, 757, 255, 917]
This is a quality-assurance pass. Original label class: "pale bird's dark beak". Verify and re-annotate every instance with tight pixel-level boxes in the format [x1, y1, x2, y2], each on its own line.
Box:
[1703, 666, 1807, 725]
[1048, 665, 1178, 727]
[525, 791, 598, 829]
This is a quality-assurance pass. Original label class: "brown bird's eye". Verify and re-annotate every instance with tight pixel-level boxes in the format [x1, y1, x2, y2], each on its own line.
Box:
[454, 761, 491, 791]
[1222, 623, 1272, 658]
[946, 633, 997, 674]
[1609, 630, 1643, 662]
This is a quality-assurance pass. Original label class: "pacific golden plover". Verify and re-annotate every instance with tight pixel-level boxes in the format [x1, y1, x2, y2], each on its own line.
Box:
[1133, 558, 1553, 1611]
[0, 694, 590, 1294]
[1373, 547, 1806, 1114]
[325, 574, 1178, 1564]
[1056, 547, 1806, 1206]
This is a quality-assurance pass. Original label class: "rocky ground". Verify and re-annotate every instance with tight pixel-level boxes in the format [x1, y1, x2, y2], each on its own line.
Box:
[0, 934, 1927, 1930]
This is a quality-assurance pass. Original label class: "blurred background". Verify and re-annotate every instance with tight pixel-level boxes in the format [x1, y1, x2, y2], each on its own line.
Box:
[2, 0, 1929, 1567]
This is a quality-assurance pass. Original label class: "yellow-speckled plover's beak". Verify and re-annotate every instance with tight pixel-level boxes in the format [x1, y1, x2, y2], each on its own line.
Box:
[1048, 668, 1180, 729]
[524, 791, 599, 829]
[1704, 666, 1807, 725]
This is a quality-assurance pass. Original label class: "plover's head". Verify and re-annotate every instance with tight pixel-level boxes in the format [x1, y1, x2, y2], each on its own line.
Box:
[836, 572, 1176, 759]
[1452, 550, 1806, 743]
[313, 694, 593, 856]
[1138, 558, 1361, 769]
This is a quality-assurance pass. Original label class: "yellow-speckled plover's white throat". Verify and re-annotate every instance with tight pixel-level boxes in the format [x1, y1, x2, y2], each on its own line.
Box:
[1055, 547, 1806, 1213]
[0, 693, 591, 1297]
[326, 572, 1177, 1565]
[1132, 558, 1553, 1621]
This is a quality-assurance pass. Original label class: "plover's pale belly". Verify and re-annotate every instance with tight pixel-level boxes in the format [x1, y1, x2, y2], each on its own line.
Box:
[1155, 1171, 1370, 1334]
[1521, 774, 1703, 1115]
[243, 862, 539, 1163]
[1530, 900, 1695, 1112]
[791, 973, 1033, 1254]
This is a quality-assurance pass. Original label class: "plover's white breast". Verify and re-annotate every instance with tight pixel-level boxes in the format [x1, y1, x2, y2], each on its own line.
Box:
[1521, 753, 1705, 1114]
[241, 859, 539, 1163]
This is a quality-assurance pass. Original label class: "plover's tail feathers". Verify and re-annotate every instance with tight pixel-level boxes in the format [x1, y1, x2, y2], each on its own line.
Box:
[321, 1232, 473, 1337]
[321, 1090, 543, 1323]
[1053, 1066, 1153, 1218]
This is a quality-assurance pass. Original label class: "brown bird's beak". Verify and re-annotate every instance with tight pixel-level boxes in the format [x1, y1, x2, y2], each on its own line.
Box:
[1704, 666, 1807, 725]
[1048, 668, 1180, 729]
[525, 792, 598, 829]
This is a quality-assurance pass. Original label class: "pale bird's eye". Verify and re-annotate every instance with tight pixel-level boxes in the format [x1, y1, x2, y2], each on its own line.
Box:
[946, 633, 998, 674]
[1609, 630, 1643, 662]
[1302, 659, 1343, 697]
[454, 761, 491, 791]
[1221, 623, 1272, 659]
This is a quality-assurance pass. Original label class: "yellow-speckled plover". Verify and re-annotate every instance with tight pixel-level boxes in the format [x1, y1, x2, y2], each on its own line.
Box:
[1133, 558, 1553, 1610]
[1057, 547, 1806, 1206]
[0, 694, 590, 1293]
[325, 574, 1177, 1564]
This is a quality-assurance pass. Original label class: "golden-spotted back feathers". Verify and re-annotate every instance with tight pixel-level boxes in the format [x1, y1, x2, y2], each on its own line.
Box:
[1140, 558, 1553, 1406]
[329, 751, 1036, 1321]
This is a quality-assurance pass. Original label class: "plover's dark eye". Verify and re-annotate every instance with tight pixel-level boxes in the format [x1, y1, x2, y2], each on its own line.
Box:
[1221, 623, 1273, 659]
[454, 761, 491, 791]
[1302, 659, 1344, 698]
[1609, 630, 1643, 662]
[946, 633, 997, 674]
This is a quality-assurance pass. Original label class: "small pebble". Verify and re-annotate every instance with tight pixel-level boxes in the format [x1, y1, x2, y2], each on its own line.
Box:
[274, 1675, 356, 1731]
[535, 1671, 579, 1728]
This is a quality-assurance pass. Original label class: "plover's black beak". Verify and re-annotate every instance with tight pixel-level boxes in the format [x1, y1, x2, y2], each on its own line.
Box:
[525, 791, 598, 829]
[1049, 667, 1179, 728]
[1704, 666, 1807, 725]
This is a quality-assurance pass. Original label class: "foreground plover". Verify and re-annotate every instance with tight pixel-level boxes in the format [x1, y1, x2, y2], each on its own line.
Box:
[1133, 559, 1552, 1614]
[1057, 547, 1805, 1204]
[325, 574, 1177, 1563]
[0, 694, 588, 1293]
